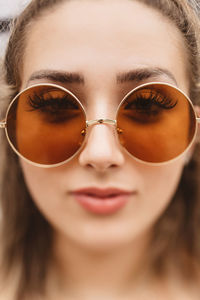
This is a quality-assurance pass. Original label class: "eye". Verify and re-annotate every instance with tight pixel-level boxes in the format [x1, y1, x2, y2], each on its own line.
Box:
[124, 89, 177, 111]
[26, 90, 81, 123]
[121, 89, 177, 123]
[28, 90, 79, 111]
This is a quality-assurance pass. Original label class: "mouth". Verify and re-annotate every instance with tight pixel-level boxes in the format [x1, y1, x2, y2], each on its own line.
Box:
[70, 187, 134, 214]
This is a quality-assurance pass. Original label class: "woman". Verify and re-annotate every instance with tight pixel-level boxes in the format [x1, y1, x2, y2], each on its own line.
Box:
[0, 0, 200, 299]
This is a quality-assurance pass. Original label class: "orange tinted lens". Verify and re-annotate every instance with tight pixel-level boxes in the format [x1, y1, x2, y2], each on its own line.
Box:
[6, 85, 86, 165]
[117, 83, 196, 163]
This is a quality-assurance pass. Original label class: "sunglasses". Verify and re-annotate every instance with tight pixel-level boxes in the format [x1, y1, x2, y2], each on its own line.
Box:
[0, 82, 199, 167]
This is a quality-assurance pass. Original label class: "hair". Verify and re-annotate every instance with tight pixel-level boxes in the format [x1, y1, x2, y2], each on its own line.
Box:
[0, 0, 200, 299]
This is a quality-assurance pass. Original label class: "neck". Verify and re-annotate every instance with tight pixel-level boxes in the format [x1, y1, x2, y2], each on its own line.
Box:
[48, 230, 152, 298]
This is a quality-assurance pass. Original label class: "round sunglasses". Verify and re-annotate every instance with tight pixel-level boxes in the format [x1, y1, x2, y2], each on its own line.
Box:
[0, 82, 200, 168]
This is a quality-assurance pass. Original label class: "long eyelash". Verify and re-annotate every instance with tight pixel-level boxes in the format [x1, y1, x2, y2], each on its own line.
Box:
[28, 92, 79, 111]
[125, 91, 177, 110]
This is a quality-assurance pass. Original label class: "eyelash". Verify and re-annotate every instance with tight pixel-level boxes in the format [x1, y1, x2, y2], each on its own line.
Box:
[27, 90, 177, 116]
[124, 91, 177, 111]
[28, 93, 79, 112]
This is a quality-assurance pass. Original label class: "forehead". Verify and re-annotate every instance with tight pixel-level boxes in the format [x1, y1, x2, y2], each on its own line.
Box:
[22, 0, 188, 90]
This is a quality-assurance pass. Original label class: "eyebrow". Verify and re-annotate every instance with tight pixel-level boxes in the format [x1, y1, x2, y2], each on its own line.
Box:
[27, 67, 177, 87]
[116, 67, 177, 85]
[27, 70, 85, 85]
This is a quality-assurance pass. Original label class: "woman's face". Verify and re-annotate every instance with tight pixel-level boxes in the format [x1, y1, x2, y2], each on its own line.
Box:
[20, 0, 189, 250]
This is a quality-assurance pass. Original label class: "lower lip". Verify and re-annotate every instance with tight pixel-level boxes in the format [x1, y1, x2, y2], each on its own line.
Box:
[72, 193, 130, 214]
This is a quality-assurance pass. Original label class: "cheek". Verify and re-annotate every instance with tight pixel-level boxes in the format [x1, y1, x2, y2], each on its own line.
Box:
[139, 157, 185, 214]
[20, 159, 65, 213]
[117, 157, 186, 240]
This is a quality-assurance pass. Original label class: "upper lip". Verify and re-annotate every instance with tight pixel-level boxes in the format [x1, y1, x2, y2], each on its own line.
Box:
[70, 187, 134, 198]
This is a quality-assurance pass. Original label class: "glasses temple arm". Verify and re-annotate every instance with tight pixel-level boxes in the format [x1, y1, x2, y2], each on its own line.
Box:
[0, 119, 6, 128]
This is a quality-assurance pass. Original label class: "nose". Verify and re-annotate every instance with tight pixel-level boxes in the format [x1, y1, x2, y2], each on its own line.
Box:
[79, 122, 124, 172]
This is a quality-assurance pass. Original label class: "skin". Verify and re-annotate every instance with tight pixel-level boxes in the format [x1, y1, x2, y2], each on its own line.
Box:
[17, 0, 199, 299]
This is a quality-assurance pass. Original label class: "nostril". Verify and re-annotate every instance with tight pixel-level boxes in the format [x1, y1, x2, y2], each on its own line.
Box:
[85, 161, 119, 172]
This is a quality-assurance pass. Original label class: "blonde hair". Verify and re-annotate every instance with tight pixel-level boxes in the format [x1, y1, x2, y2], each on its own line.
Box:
[0, 0, 200, 299]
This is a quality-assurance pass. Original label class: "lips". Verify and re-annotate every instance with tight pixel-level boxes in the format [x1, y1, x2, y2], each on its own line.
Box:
[70, 187, 132, 214]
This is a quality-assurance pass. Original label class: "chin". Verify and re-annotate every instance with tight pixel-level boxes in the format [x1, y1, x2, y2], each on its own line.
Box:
[60, 222, 149, 253]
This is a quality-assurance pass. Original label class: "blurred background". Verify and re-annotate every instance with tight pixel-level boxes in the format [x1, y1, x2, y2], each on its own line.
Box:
[0, 0, 31, 56]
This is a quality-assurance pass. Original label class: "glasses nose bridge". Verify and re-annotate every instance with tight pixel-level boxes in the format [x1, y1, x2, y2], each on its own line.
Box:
[86, 118, 116, 128]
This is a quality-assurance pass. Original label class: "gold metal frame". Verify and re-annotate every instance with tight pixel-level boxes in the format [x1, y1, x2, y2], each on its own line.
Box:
[0, 121, 6, 128]
[1, 81, 200, 168]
